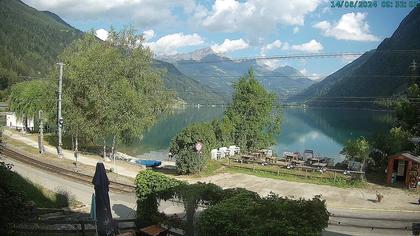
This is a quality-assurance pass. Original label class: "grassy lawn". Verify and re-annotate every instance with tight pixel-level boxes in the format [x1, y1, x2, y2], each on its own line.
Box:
[223, 162, 366, 188]
[192, 160, 226, 178]
[3, 165, 77, 208]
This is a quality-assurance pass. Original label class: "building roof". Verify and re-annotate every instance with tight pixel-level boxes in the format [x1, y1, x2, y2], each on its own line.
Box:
[389, 152, 420, 163]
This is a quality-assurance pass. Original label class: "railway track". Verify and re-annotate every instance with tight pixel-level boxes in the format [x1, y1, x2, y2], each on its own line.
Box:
[1, 146, 136, 194]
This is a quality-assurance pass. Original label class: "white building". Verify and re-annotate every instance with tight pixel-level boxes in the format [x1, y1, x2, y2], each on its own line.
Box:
[5, 112, 35, 131]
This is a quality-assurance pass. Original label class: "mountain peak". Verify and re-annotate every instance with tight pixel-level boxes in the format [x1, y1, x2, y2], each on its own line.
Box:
[159, 47, 227, 62]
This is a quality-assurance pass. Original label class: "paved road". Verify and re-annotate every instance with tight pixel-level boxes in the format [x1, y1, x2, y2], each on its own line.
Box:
[5, 158, 419, 235]
[5, 159, 184, 220]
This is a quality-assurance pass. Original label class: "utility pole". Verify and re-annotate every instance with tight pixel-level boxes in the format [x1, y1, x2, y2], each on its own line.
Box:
[38, 110, 45, 155]
[57, 62, 64, 158]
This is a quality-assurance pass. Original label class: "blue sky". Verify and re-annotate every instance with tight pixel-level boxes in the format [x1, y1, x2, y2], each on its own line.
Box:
[23, 0, 416, 79]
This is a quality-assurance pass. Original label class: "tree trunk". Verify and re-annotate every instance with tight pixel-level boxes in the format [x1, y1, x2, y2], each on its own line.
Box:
[360, 157, 366, 181]
[74, 132, 79, 170]
[103, 138, 107, 160]
[71, 134, 74, 152]
[24, 114, 28, 132]
[111, 135, 116, 172]
[185, 204, 195, 236]
[111, 135, 116, 160]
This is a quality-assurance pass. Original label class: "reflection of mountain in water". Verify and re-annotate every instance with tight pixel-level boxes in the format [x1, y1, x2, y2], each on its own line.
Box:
[274, 108, 394, 158]
[292, 108, 394, 144]
[118, 107, 224, 155]
[119, 107, 394, 160]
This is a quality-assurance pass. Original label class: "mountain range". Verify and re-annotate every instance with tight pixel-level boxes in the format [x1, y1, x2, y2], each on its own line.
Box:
[3, 0, 419, 107]
[0, 0, 83, 98]
[160, 48, 315, 100]
[293, 6, 420, 107]
[0, 0, 224, 104]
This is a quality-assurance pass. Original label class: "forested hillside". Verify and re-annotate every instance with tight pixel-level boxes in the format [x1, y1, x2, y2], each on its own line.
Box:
[293, 6, 420, 107]
[0, 0, 225, 104]
[154, 60, 227, 104]
[0, 0, 83, 99]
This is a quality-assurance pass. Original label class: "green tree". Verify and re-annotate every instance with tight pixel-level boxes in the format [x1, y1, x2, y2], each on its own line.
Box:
[173, 183, 223, 236]
[9, 79, 55, 153]
[225, 68, 281, 152]
[134, 170, 185, 227]
[211, 117, 234, 147]
[341, 137, 371, 172]
[58, 28, 171, 160]
[9, 79, 54, 129]
[395, 60, 420, 135]
[170, 122, 217, 174]
[370, 127, 414, 169]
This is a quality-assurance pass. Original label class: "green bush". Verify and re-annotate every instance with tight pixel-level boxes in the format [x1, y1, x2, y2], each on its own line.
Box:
[176, 148, 208, 175]
[196, 193, 329, 236]
[170, 122, 217, 174]
[170, 122, 217, 157]
[134, 170, 185, 227]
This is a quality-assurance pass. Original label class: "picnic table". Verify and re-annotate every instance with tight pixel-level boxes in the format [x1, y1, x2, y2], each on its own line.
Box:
[311, 162, 327, 168]
[265, 156, 276, 164]
[241, 154, 255, 162]
[140, 225, 168, 236]
[251, 152, 263, 158]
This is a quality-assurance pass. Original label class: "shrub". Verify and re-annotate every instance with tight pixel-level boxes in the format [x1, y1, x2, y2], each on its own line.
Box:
[170, 122, 217, 157]
[170, 122, 217, 174]
[134, 170, 185, 227]
[176, 148, 208, 175]
[196, 193, 329, 236]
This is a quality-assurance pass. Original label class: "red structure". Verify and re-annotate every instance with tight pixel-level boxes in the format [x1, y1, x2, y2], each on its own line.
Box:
[386, 152, 420, 188]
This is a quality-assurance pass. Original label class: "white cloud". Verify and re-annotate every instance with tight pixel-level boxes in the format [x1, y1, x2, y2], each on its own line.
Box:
[293, 27, 300, 34]
[260, 40, 282, 56]
[95, 28, 109, 41]
[291, 40, 323, 53]
[281, 42, 290, 50]
[23, 0, 196, 28]
[196, 0, 321, 33]
[142, 30, 155, 41]
[256, 59, 283, 70]
[299, 68, 322, 80]
[211, 38, 249, 54]
[313, 12, 379, 41]
[145, 33, 204, 55]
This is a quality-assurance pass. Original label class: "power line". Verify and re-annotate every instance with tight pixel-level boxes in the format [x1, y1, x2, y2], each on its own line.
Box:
[163, 50, 420, 65]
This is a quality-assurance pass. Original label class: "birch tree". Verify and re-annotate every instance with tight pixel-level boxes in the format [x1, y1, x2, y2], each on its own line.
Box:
[58, 28, 171, 161]
[9, 79, 54, 153]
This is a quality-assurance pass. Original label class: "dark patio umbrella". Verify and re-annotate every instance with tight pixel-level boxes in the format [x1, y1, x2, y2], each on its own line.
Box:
[92, 162, 114, 236]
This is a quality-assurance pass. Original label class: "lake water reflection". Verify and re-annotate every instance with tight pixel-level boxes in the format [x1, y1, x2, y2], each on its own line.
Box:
[118, 106, 395, 162]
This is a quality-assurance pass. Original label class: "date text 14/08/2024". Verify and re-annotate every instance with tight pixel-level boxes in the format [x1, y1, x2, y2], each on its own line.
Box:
[330, 1, 420, 8]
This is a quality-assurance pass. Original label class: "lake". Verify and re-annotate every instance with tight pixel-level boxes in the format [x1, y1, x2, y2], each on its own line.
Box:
[118, 106, 395, 162]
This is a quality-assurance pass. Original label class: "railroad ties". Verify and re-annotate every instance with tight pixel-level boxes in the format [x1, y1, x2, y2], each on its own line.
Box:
[1, 146, 136, 194]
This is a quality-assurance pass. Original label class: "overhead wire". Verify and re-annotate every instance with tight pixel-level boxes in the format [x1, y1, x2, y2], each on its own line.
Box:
[11, 50, 420, 105]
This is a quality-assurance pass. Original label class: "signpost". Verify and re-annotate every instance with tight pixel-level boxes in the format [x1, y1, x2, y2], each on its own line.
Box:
[195, 142, 203, 153]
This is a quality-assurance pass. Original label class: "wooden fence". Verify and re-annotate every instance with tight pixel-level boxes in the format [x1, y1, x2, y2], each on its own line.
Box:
[225, 157, 365, 180]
